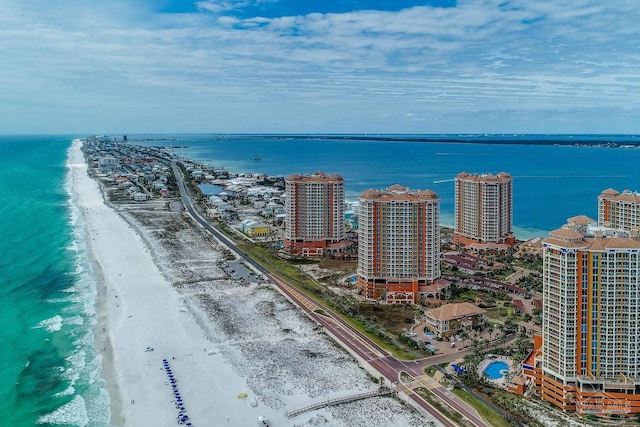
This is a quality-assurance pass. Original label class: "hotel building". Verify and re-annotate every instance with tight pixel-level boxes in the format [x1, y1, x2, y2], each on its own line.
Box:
[284, 172, 345, 256]
[598, 188, 640, 237]
[454, 172, 514, 247]
[535, 217, 640, 417]
[356, 185, 441, 304]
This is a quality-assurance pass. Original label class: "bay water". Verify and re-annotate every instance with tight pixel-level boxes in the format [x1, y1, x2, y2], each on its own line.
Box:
[135, 134, 640, 239]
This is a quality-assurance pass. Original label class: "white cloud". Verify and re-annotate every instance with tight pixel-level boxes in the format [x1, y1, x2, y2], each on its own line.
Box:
[0, 0, 638, 133]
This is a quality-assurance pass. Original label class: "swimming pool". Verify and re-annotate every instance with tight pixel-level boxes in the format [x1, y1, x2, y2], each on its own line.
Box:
[483, 361, 509, 379]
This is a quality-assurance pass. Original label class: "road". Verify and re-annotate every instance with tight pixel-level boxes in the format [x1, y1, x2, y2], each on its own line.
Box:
[170, 162, 490, 427]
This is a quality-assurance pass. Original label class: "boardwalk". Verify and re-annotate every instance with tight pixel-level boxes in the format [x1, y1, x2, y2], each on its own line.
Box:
[285, 387, 393, 418]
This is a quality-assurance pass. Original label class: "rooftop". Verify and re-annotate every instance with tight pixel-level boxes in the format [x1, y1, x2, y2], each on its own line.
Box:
[286, 171, 344, 183]
[360, 185, 439, 202]
[425, 302, 486, 322]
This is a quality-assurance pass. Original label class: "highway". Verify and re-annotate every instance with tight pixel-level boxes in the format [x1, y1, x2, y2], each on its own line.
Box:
[170, 161, 490, 427]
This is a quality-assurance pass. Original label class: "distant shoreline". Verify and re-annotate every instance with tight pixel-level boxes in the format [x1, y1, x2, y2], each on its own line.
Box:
[122, 134, 640, 148]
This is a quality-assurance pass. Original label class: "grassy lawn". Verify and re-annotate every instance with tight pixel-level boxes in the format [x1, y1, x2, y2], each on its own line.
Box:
[452, 388, 511, 427]
[484, 307, 504, 321]
[424, 366, 437, 377]
[450, 289, 484, 302]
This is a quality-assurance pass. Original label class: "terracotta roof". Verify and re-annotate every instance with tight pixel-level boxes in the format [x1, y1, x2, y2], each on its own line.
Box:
[543, 238, 588, 249]
[615, 192, 640, 203]
[359, 186, 440, 202]
[599, 188, 640, 203]
[419, 189, 439, 199]
[600, 188, 620, 196]
[425, 302, 486, 322]
[521, 237, 543, 248]
[388, 184, 407, 192]
[586, 237, 640, 250]
[567, 215, 595, 225]
[549, 228, 583, 239]
[455, 172, 512, 183]
[286, 171, 344, 183]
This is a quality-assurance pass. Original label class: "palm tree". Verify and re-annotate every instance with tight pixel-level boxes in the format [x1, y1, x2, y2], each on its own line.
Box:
[460, 329, 469, 348]
[487, 323, 495, 342]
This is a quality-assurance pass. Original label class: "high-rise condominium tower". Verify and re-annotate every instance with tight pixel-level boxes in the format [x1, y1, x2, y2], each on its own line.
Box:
[454, 172, 514, 246]
[357, 185, 440, 304]
[537, 217, 640, 416]
[598, 188, 640, 237]
[284, 171, 345, 256]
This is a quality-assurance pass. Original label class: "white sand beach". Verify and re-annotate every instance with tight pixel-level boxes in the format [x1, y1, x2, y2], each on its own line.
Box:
[70, 139, 435, 427]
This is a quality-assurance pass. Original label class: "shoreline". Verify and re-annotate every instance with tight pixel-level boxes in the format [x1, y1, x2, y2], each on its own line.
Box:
[74, 138, 437, 426]
[69, 139, 124, 424]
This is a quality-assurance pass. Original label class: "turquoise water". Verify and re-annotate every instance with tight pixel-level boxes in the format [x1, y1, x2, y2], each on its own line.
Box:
[483, 361, 509, 379]
[134, 134, 640, 240]
[0, 136, 108, 426]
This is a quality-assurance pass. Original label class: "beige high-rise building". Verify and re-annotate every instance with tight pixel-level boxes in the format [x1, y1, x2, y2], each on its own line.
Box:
[454, 172, 514, 247]
[284, 171, 345, 256]
[534, 216, 640, 416]
[598, 188, 640, 237]
[357, 185, 440, 304]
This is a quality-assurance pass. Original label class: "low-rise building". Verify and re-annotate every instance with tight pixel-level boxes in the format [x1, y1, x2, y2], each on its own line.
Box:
[240, 219, 270, 237]
[424, 302, 486, 338]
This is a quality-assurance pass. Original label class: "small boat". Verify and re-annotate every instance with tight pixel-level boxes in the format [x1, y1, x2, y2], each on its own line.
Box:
[253, 156, 263, 161]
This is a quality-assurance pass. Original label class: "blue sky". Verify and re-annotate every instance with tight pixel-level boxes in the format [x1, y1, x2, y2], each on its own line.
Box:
[0, 0, 638, 134]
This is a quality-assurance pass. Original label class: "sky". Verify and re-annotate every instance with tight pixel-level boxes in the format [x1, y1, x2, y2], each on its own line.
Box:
[0, 0, 639, 134]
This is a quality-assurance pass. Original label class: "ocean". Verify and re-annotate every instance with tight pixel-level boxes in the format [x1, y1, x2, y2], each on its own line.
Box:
[0, 136, 108, 427]
[135, 134, 640, 240]
[2, 134, 640, 426]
